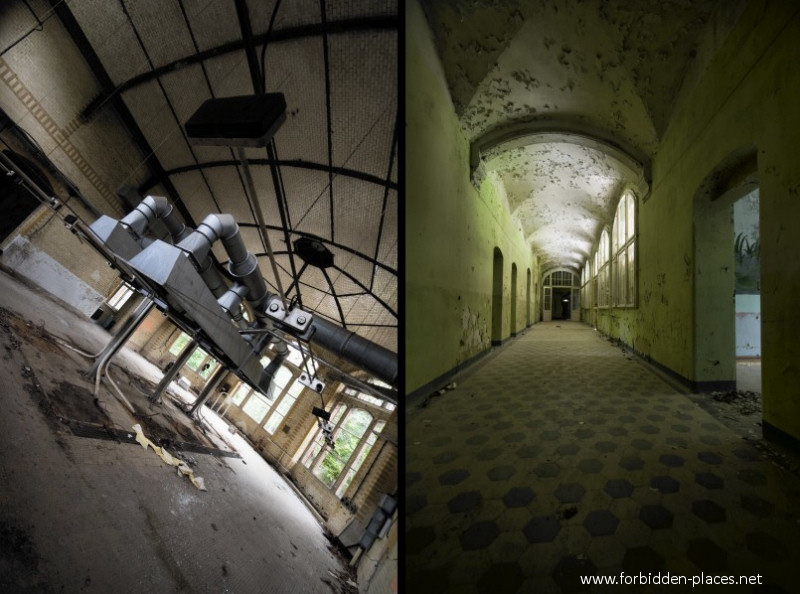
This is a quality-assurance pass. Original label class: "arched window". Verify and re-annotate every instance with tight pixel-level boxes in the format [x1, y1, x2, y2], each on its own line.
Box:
[301, 403, 386, 497]
[596, 229, 610, 307]
[612, 191, 636, 307]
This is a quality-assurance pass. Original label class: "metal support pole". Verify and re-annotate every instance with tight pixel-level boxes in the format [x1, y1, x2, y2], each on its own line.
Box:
[188, 365, 228, 417]
[149, 338, 197, 403]
[85, 298, 154, 381]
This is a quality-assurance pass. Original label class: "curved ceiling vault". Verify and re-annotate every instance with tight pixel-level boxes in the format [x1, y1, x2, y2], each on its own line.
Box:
[421, 0, 720, 272]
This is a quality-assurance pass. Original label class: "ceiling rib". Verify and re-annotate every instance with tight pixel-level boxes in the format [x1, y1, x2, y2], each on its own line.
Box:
[371, 116, 397, 292]
[139, 159, 397, 193]
[80, 15, 398, 121]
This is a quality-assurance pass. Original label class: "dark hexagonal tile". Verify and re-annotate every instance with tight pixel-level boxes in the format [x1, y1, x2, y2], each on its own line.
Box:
[700, 434, 722, 446]
[540, 430, 560, 441]
[622, 546, 666, 573]
[604, 478, 634, 499]
[503, 486, 535, 508]
[407, 471, 422, 487]
[554, 483, 586, 503]
[578, 459, 603, 474]
[733, 446, 761, 461]
[595, 441, 617, 453]
[745, 532, 788, 561]
[659, 454, 684, 467]
[583, 509, 619, 536]
[696, 472, 724, 490]
[609, 426, 629, 436]
[639, 504, 673, 529]
[631, 438, 653, 450]
[553, 554, 596, 592]
[640, 424, 660, 435]
[448, 491, 482, 514]
[738, 468, 767, 486]
[557, 443, 580, 456]
[433, 451, 459, 464]
[407, 566, 451, 593]
[666, 436, 688, 448]
[487, 465, 517, 481]
[741, 494, 774, 518]
[503, 432, 525, 443]
[619, 456, 645, 471]
[493, 421, 513, 431]
[438, 469, 470, 486]
[407, 526, 437, 555]
[692, 500, 726, 523]
[465, 434, 489, 446]
[575, 427, 596, 439]
[477, 562, 525, 594]
[618, 414, 636, 424]
[647, 414, 665, 422]
[476, 447, 503, 461]
[687, 537, 728, 572]
[429, 436, 452, 447]
[460, 520, 500, 551]
[523, 515, 561, 543]
[671, 424, 690, 433]
[515, 444, 540, 458]
[533, 462, 560, 478]
[697, 451, 723, 464]
[674, 411, 693, 420]
[650, 475, 680, 494]
[407, 495, 428, 514]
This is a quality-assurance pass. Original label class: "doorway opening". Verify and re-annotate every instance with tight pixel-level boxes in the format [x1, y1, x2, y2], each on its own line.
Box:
[693, 148, 759, 392]
[542, 268, 580, 322]
[511, 263, 517, 336]
[492, 247, 504, 345]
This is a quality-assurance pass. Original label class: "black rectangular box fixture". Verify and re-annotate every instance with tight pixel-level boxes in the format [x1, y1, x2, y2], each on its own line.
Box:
[185, 93, 287, 147]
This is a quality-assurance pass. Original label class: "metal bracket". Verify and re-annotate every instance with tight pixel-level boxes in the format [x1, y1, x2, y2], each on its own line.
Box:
[263, 296, 312, 334]
[300, 372, 325, 393]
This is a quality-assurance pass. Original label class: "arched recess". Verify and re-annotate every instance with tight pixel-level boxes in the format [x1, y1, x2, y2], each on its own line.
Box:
[542, 267, 580, 322]
[492, 247, 504, 345]
[526, 268, 532, 327]
[511, 263, 518, 337]
[693, 147, 758, 391]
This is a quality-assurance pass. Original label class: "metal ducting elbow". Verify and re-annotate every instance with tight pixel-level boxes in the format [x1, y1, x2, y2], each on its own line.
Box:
[121, 195, 189, 243]
[258, 341, 289, 399]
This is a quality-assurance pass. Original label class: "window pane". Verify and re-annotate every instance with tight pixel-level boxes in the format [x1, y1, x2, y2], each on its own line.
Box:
[286, 345, 304, 368]
[276, 394, 296, 416]
[186, 347, 207, 371]
[303, 439, 323, 468]
[199, 358, 218, 379]
[628, 244, 636, 304]
[242, 393, 270, 423]
[108, 284, 134, 310]
[626, 194, 635, 241]
[287, 378, 305, 398]
[264, 412, 283, 434]
[314, 452, 344, 487]
[335, 467, 357, 498]
[169, 333, 191, 356]
[273, 366, 293, 391]
[231, 383, 250, 405]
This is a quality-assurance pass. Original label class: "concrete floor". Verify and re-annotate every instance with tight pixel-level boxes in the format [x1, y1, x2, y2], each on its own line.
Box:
[406, 322, 800, 593]
[0, 269, 352, 594]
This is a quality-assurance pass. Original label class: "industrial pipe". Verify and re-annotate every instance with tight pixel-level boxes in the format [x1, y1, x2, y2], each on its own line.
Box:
[260, 340, 289, 400]
[121, 195, 189, 243]
[306, 317, 397, 387]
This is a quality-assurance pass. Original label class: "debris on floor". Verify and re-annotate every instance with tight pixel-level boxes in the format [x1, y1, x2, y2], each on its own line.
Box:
[711, 389, 761, 415]
[417, 382, 457, 409]
[132, 423, 206, 491]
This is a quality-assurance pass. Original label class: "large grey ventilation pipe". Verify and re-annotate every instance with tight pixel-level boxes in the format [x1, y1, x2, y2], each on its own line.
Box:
[121, 195, 190, 243]
[260, 340, 289, 400]
[305, 317, 398, 387]
[179, 213, 269, 313]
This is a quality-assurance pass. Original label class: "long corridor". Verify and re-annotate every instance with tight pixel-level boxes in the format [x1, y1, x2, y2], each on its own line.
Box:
[406, 323, 800, 593]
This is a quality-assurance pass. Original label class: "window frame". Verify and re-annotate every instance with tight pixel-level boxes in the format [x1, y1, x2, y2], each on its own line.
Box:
[611, 191, 637, 308]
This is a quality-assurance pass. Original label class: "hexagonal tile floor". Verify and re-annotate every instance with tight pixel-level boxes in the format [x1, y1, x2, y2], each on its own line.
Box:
[407, 322, 800, 593]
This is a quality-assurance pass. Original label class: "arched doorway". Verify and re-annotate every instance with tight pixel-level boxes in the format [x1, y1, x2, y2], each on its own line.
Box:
[526, 268, 531, 327]
[511, 263, 517, 336]
[492, 247, 504, 345]
[542, 268, 580, 322]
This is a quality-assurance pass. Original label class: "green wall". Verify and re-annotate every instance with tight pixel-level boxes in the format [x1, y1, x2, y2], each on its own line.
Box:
[598, 0, 800, 441]
[406, 0, 537, 396]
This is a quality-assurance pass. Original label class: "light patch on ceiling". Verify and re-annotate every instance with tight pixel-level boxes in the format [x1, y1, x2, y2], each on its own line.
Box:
[485, 141, 634, 271]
